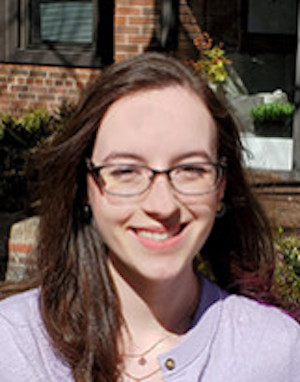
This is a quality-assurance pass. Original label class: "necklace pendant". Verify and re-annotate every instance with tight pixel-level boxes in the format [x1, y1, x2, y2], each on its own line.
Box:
[138, 356, 147, 366]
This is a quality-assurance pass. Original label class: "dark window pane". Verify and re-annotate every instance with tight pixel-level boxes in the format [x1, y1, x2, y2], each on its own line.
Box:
[248, 0, 297, 35]
[32, 1, 93, 44]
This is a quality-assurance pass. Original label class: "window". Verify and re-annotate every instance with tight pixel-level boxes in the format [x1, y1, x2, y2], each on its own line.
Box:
[241, 0, 297, 53]
[0, 0, 114, 67]
[30, 1, 93, 45]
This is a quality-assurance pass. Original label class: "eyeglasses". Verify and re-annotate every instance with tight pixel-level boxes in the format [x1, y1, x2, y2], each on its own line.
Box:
[86, 158, 226, 197]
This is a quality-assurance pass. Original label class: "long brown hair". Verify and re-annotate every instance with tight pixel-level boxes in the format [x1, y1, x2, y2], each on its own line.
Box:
[8, 53, 279, 380]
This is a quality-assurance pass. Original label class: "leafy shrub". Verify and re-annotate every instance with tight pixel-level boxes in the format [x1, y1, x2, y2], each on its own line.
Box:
[273, 229, 300, 306]
[0, 104, 74, 211]
[195, 228, 300, 308]
[251, 102, 295, 125]
[0, 108, 55, 149]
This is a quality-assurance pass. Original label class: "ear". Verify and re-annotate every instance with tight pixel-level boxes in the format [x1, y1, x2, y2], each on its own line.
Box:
[216, 176, 226, 202]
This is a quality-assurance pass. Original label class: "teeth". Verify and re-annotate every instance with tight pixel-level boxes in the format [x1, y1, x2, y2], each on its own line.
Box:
[137, 230, 172, 241]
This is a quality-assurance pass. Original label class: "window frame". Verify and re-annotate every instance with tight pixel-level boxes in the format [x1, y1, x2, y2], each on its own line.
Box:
[0, 0, 114, 67]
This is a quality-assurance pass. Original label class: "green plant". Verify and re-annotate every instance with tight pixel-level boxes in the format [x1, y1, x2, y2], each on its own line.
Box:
[0, 104, 74, 212]
[251, 102, 295, 125]
[0, 107, 54, 148]
[191, 31, 232, 84]
[273, 228, 300, 306]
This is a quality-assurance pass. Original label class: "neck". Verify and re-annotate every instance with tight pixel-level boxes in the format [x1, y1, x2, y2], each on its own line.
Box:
[108, 259, 201, 338]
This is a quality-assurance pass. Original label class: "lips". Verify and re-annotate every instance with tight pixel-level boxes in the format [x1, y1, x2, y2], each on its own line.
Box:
[136, 230, 173, 241]
[130, 224, 187, 249]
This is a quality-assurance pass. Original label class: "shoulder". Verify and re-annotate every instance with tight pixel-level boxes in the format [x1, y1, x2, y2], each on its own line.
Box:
[0, 288, 72, 381]
[221, 293, 299, 335]
[201, 277, 299, 337]
[161, 280, 300, 381]
[0, 288, 41, 327]
[214, 292, 300, 379]
[202, 280, 300, 379]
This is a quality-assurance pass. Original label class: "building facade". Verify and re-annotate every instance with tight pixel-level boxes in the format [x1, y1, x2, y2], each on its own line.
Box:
[0, 0, 297, 115]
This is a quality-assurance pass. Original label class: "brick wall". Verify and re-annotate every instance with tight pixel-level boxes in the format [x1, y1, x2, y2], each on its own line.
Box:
[0, 65, 100, 115]
[0, 0, 201, 115]
[115, 0, 157, 61]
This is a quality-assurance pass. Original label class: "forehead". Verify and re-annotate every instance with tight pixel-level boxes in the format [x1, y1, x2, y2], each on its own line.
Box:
[92, 86, 218, 163]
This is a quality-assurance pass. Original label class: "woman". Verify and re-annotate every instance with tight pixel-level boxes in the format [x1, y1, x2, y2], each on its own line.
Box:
[0, 53, 299, 381]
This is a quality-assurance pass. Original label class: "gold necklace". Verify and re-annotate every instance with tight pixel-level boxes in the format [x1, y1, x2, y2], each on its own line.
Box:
[124, 335, 170, 365]
[120, 366, 161, 381]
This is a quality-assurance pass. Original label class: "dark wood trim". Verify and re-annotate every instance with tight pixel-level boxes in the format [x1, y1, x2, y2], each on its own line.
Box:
[97, 0, 114, 66]
[8, 48, 103, 68]
[0, 0, 6, 60]
[240, 33, 297, 54]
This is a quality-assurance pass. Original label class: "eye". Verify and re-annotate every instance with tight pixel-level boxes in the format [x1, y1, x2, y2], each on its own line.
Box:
[106, 165, 143, 182]
[176, 164, 210, 179]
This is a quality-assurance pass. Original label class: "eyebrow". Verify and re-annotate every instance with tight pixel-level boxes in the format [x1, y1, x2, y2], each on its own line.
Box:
[101, 152, 144, 163]
[172, 151, 215, 163]
[100, 150, 215, 164]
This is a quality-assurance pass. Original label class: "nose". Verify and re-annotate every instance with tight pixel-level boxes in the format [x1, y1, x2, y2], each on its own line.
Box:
[141, 173, 180, 221]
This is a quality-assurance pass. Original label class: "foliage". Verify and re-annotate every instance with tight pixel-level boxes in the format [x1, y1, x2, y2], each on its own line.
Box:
[191, 31, 232, 84]
[0, 108, 54, 149]
[251, 102, 295, 125]
[195, 228, 300, 307]
[0, 104, 74, 212]
[273, 228, 300, 306]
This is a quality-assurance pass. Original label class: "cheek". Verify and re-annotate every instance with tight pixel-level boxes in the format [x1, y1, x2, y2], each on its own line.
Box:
[180, 192, 219, 217]
[87, 176, 136, 229]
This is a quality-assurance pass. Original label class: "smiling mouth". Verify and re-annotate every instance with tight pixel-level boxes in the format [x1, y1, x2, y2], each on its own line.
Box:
[133, 224, 186, 241]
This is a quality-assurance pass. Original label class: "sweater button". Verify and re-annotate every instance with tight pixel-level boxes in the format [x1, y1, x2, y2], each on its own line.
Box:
[165, 358, 176, 370]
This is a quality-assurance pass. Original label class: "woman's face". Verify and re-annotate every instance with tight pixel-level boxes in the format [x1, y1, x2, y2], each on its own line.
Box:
[87, 86, 225, 283]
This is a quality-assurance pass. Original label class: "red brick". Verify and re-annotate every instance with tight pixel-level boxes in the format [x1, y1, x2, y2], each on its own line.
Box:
[8, 243, 33, 254]
[49, 72, 68, 79]
[129, 16, 153, 25]
[54, 80, 64, 86]
[17, 78, 25, 84]
[18, 93, 36, 100]
[11, 85, 28, 92]
[65, 80, 75, 87]
[115, 25, 140, 34]
[75, 73, 89, 81]
[115, 16, 127, 25]
[38, 94, 55, 101]
[10, 68, 30, 76]
[50, 87, 67, 94]
[45, 79, 53, 86]
[34, 78, 44, 85]
[29, 102, 47, 109]
[117, 6, 141, 15]
[127, 0, 153, 5]
[29, 86, 47, 93]
[29, 70, 47, 78]
[141, 26, 154, 35]
[0, 67, 9, 75]
[115, 53, 128, 61]
[115, 35, 126, 44]
[115, 44, 139, 53]
[128, 35, 151, 44]
[0, 93, 16, 99]
[142, 7, 155, 15]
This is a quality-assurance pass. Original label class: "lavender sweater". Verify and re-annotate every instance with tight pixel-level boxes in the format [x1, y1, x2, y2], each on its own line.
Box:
[0, 278, 299, 381]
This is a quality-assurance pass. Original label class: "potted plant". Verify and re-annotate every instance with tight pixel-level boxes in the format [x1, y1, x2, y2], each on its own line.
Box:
[251, 102, 295, 137]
